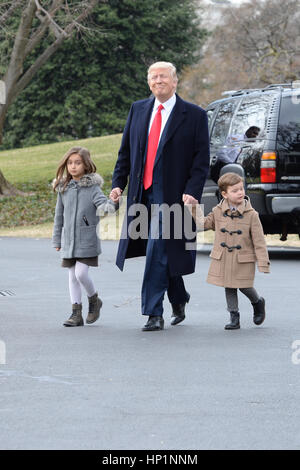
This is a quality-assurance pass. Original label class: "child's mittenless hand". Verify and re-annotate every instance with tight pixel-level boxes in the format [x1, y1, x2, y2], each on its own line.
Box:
[56, 247, 61, 251]
[110, 187, 123, 203]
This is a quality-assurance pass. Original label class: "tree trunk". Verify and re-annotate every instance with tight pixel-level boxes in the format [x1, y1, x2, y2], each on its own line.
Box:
[0, 0, 98, 145]
[0, 103, 8, 145]
[0, 0, 98, 194]
[0, 169, 25, 196]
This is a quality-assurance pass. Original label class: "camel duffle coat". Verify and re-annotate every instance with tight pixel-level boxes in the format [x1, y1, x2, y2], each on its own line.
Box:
[204, 197, 270, 288]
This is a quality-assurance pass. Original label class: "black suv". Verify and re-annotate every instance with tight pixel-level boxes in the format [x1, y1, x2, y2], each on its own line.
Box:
[202, 84, 300, 240]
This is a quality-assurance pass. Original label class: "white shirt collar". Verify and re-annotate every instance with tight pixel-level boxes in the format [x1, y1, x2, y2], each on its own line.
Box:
[154, 94, 176, 112]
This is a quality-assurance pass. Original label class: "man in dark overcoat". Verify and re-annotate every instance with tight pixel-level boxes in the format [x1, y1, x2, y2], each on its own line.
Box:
[110, 61, 210, 331]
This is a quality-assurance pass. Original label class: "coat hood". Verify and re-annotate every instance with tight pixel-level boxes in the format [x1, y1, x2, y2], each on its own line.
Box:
[53, 173, 104, 193]
[217, 195, 254, 216]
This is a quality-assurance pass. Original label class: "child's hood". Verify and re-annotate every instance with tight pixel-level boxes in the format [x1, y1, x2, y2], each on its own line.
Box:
[53, 173, 104, 193]
[217, 195, 254, 215]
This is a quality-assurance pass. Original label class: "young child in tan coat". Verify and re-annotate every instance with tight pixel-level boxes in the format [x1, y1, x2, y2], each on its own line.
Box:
[193, 172, 270, 330]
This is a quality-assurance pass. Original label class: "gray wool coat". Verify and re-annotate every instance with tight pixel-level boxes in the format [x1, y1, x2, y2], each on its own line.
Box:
[52, 173, 118, 259]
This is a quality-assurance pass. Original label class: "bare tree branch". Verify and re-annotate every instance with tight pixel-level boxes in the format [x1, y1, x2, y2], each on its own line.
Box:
[4, 0, 37, 92]
[0, 0, 99, 148]
[24, 0, 65, 56]
[0, 0, 24, 28]
[180, 0, 300, 107]
[34, 0, 67, 38]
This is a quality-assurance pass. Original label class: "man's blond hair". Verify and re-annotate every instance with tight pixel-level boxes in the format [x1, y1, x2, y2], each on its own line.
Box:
[147, 61, 178, 82]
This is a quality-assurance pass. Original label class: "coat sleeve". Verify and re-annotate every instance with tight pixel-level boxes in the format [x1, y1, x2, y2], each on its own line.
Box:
[52, 193, 64, 248]
[204, 211, 215, 231]
[111, 104, 133, 191]
[183, 108, 210, 202]
[92, 186, 120, 216]
[250, 211, 270, 272]
[188, 205, 215, 232]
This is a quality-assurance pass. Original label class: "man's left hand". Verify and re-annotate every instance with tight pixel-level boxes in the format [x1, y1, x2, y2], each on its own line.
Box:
[182, 194, 198, 205]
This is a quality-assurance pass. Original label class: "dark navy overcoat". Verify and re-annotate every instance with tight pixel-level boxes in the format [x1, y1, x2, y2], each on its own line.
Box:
[112, 94, 210, 276]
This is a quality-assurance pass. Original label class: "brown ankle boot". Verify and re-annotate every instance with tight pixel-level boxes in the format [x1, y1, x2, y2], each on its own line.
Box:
[86, 293, 102, 324]
[63, 303, 84, 327]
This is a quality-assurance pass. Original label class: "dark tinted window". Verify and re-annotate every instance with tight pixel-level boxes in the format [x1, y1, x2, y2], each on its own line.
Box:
[210, 100, 238, 146]
[277, 96, 300, 143]
[230, 95, 273, 139]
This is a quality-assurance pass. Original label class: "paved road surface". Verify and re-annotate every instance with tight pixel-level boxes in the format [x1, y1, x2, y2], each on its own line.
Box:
[0, 238, 300, 450]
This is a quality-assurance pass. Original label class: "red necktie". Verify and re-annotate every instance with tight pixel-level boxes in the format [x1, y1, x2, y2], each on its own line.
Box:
[143, 104, 164, 190]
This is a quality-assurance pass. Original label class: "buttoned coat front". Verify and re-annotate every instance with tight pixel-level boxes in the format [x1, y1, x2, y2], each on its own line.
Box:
[203, 197, 270, 288]
[112, 94, 210, 276]
[52, 173, 116, 259]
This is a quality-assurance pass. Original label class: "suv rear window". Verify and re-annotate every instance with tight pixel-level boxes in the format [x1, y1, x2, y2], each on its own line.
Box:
[210, 100, 239, 146]
[277, 96, 300, 143]
[230, 94, 273, 138]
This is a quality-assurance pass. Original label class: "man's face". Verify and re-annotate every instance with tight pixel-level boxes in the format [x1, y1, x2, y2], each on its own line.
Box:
[148, 67, 177, 103]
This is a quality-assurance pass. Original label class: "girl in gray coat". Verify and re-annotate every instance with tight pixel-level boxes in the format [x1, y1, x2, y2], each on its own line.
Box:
[52, 146, 119, 327]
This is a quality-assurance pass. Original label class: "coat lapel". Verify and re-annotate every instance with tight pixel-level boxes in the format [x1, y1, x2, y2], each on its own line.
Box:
[163, 94, 187, 144]
[137, 97, 155, 157]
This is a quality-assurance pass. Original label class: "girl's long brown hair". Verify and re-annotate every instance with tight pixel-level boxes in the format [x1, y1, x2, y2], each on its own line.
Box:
[53, 147, 97, 192]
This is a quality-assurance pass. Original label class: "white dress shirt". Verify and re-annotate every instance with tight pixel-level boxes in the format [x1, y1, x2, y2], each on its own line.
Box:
[148, 94, 176, 142]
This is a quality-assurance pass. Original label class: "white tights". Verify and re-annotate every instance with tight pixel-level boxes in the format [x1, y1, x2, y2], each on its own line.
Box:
[68, 261, 96, 304]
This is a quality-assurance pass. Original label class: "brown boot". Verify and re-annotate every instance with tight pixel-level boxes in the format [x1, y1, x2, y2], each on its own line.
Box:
[86, 292, 102, 324]
[63, 303, 84, 327]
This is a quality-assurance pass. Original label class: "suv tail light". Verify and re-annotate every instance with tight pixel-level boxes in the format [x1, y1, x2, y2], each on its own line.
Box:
[260, 152, 277, 183]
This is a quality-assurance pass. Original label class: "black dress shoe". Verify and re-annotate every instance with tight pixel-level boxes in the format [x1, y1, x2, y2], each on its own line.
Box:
[142, 316, 164, 331]
[170, 292, 190, 326]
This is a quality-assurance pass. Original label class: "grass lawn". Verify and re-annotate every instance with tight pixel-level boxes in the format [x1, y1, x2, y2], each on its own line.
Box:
[0, 135, 122, 184]
[0, 134, 299, 247]
[0, 135, 122, 229]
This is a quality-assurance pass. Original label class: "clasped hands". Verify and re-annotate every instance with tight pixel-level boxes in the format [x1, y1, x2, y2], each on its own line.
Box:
[110, 188, 198, 206]
[110, 187, 123, 203]
[182, 194, 198, 205]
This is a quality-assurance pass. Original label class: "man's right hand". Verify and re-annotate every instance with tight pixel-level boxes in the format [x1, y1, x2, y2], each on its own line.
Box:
[110, 187, 123, 203]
